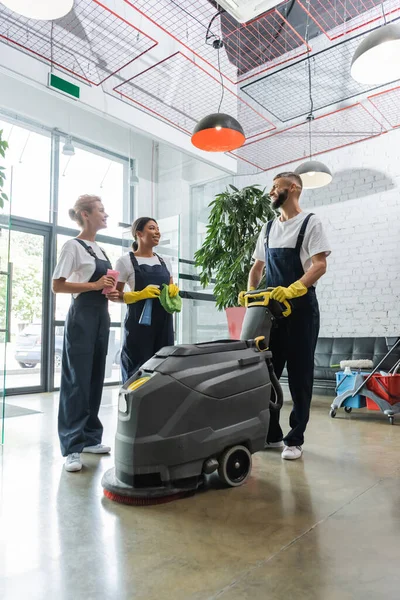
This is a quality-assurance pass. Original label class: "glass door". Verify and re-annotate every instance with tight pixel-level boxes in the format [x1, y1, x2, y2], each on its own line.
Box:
[0, 167, 12, 443]
[5, 227, 48, 394]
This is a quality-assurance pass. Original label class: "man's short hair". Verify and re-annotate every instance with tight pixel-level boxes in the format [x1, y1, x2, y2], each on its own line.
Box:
[274, 171, 303, 190]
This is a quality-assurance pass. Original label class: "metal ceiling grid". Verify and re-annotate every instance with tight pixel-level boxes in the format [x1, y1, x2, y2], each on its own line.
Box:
[296, 0, 400, 41]
[0, 0, 158, 85]
[241, 27, 400, 122]
[113, 52, 275, 139]
[230, 103, 385, 171]
[368, 86, 400, 128]
[124, 0, 310, 84]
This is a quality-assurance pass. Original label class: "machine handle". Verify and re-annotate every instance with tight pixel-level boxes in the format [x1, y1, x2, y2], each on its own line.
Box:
[244, 290, 271, 308]
[244, 288, 292, 317]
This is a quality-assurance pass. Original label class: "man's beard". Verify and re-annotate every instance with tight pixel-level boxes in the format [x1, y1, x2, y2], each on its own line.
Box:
[271, 189, 288, 210]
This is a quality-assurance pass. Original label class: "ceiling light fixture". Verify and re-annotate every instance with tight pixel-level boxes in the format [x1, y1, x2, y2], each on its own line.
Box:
[295, 8, 332, 190]
[351, 22, 400, 84]
[62, 136, 75, 156]
[191, 35, 245, 152]
[295, 158, 333, 189]
[216, 0, 281, 23]
[128, 129, 139, 186]
[1, 0, 74, 20]
[130, 165, 139, 187]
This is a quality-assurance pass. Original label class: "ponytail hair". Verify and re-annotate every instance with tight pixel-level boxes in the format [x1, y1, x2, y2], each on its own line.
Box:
[131, 217, 157, 251]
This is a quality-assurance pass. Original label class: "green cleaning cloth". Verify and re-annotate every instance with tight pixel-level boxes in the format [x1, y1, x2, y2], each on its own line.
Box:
[159, 283, 182, 314]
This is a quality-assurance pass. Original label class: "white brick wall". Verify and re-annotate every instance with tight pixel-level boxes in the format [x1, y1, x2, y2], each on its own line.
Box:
[234, 128, 400, 337]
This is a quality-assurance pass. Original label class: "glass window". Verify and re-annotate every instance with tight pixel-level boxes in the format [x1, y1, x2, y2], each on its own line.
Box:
[57, 143, 127, 238]
[0, 119, 51, 222]
[179, 299, 228, 344]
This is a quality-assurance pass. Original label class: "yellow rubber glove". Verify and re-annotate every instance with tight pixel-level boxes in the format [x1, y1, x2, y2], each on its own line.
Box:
[238, 286, 255, 307]
[270, 280, 307, 303]
[123, 285, 160, 305]
[168, 283, 179, 298]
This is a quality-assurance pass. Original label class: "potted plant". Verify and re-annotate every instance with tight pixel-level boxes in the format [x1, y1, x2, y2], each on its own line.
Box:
[194, 183, 275, 339]
[0, 128, 9, 209]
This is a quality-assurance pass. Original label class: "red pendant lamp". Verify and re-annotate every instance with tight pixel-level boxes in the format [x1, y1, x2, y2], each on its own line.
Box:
[191, 38, 245, 152]
[192, 113, 245, 152]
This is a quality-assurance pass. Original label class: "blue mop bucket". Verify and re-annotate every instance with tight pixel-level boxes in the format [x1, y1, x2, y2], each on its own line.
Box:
[335, 371, 368, 408]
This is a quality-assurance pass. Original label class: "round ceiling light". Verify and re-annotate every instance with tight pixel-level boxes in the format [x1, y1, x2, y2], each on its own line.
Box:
[1, 0, 74, 20]
[191, 113, 246, 152]
[295, 160, 332, 189]
[351, 23, 400, 84]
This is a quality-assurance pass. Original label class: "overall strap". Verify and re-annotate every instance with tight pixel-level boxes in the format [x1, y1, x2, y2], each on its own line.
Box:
[264, 219, 275, 248]
[99, 247, 111, 263]
[129, 251, 140, 271]
[154, 253, 168, 270]
[75, 238, 109, 262]
[295, 213, 314, 251]
[129, 252, 167, 271]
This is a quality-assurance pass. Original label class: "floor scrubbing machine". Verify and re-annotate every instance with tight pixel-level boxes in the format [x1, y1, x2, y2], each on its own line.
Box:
[102, 290, 291, 505]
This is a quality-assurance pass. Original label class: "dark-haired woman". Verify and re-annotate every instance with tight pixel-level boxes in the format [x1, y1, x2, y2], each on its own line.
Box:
[109, 217, 178, 383]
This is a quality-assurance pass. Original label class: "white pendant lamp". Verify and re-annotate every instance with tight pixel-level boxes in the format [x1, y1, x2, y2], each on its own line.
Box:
[62, 136, 75, 156]
[295, 160, 332, 189]
[351, 22, 400, 84]
[295, 55, 332, 190]
[1, 0, 74, 20]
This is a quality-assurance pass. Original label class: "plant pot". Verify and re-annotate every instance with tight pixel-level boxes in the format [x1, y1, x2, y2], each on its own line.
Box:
[225, 307, 246, 340]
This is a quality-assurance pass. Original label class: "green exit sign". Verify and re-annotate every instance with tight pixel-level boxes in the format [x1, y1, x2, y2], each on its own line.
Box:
[48, 73, 80, 100]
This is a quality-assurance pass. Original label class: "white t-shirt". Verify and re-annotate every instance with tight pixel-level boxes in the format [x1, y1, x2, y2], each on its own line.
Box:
[116, 252, 172, 291]
[52, 239, 109, 297]
[253, 212, 331, 274]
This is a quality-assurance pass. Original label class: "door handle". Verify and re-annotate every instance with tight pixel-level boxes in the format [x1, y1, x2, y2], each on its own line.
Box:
[6, 262, 12, 343]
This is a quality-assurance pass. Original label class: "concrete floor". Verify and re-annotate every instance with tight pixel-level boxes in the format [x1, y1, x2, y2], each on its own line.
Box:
[1, 389, 399, 600]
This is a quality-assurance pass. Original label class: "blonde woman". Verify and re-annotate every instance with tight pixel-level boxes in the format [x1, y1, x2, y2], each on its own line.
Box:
[52, 195, 115, 472]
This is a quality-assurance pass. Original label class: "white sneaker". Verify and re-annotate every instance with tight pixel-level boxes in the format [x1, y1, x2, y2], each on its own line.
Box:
[82, 443, 111, 454]
[264, 441, 284, 449]
[65, 453, 82, 472]
[281, 445, 303, 460]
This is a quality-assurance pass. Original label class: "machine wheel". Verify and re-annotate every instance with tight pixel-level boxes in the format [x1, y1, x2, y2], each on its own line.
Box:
[329, 409, 337, 418]
[389, 416, 394, 425]
[218, 445, 252, 487]
[18, 362, 35, 369]
[344, 407, 352, 414]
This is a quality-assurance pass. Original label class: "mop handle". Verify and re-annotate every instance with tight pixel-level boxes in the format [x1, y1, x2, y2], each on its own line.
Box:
[352, 336, 400, 396]
[389, 357, 400, 375]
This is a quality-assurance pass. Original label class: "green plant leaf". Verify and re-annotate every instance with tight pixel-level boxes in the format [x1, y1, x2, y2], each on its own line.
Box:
[195, 184, 274, 309]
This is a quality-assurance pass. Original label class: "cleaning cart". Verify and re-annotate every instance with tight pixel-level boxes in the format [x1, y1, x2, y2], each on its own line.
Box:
[330, 337, 400, 424]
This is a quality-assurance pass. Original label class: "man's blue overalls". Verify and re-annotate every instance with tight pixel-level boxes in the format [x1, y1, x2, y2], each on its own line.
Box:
[265, 214, 320, 447]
